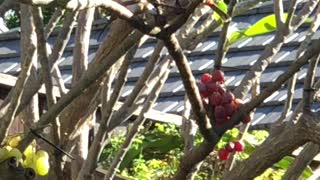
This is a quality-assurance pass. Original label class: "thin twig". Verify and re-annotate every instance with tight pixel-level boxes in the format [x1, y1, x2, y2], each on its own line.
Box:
[106, 41, 164, 131]
[303, 54, 320, 110]
[17, 30, 143, 151]
[279, 4, 320, 122]
[274, 0, 285, 32]
[104, 60, 172, 180]
[0, 36, 37, 144]
[214, 0, 237, 69]
[77, 42, 139, 180]
[49, 10, 79, 95]
[44, 8, 65, 39]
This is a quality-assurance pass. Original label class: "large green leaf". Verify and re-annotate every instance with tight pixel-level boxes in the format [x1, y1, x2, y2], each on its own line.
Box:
[244, 14, 288, 37]
[228, 13, 313, 44]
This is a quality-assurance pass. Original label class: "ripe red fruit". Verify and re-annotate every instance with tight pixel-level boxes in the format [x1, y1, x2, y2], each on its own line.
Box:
[225, 142, 235, 152]
[197, 82, 210, 98]
[214, 105, 226, 120]
[210, 92, 223, 106]
[218, 149, 230, 160]
[206, 82, 219, 93]
[212, 70, 225, 83]
[222, 91, 235, 104]
[242, 115, 251, 124]
[234, 141, 245, 152]
[224, 103, 235, 116]
[217, 84, 226, 95]
[201, 73, 212, 83]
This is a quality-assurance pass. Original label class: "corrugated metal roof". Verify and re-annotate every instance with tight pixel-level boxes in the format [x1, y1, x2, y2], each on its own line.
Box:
[0, 1, 317, 126]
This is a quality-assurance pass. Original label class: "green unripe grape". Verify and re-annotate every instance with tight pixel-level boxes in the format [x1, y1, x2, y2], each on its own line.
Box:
[4, 146, 12, 151]
[8, 148, 22, 160]
[0, 148, 9, 161]
[36, 150, 49, 160]
[34, 157, 49, 176]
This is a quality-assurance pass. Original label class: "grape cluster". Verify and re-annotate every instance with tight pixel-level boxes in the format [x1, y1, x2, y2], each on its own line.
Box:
[0, 135, 50, 176]
[197, 70, 251, 126]
[218, 141, 245, 160]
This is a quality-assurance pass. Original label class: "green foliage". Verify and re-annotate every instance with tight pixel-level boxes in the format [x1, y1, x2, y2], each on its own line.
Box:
[101, 124, 315, 180]
[213, 0, 228, 22]
[228, 14, 287, 43]
[4, 6, 57, 29]
[217, 128, 240, 149]
[4, 10, 20, 29]
[100, 123, 183, 179]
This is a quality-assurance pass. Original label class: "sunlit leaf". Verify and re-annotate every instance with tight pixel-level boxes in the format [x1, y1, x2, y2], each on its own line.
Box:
[212, 0, 228, 21]
[228, 13, 313, 44]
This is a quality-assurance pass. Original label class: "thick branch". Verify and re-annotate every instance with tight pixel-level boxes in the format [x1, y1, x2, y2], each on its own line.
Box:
[164, 34, 218, 142]
[17, 30, 143, 150]
[282, 143, 320, 180]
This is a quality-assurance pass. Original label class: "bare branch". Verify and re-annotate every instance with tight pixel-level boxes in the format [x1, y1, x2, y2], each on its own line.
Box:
[0, 32, 37, 143]
[279, 4, 320, 121]
[164, 35, 218, 142]
[77, 48, 134, 180]
[104, 60, 172, 180]
[181, 95, 194, 153]
[303, 54, 320, 110]
[233, 0, 318, 100]
[49, 10, 79, 95]
[290, 0, 320, 29]
[285, 0, 298, 27]
[283, 143, 320, 180]
[0, 0, 17, 17]
[32, 7, 64, 179]
[214, 0, 237, 69]
[44, 8, 65, 39]
[72, 7, 95, 85]
[17, 30, 143, 150]
[106, 41, 164, 131]
[274, 0, 285, 32]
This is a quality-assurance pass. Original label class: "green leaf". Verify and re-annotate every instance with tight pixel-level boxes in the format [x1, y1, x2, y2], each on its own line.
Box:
[212, 0, 228, 21]
[216, 0, 228, 13]
[244, 14, 288, 37]
[274, 156, 294, 169]
[301, 166, 313, 179]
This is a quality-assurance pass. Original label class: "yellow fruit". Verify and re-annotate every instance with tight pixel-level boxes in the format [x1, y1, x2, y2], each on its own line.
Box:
[23, 145, 35, 158]
[8, 136, 21, 148]
[36, 150, 49, 160]
[35, 157, 49, 176]
[8, 148, 22, 160]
